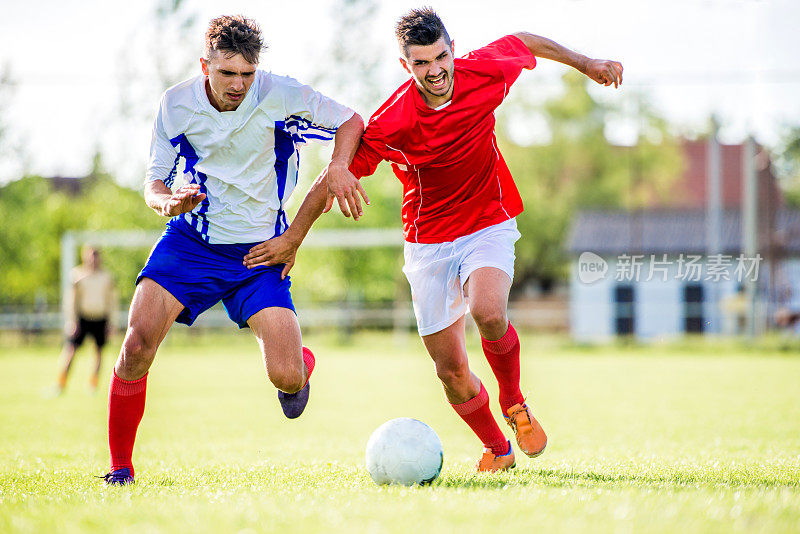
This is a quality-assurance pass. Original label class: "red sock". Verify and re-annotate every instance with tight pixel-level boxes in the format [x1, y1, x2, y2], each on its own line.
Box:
[482, 322, 525, 415]
[451, 382, 509, 455]
[302, 346, 315, 387]
[108, 371, 148, 476]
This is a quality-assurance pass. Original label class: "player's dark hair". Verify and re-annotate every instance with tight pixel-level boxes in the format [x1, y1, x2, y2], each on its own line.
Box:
[395, 7, 451, 55]
[205, 15, 266, 65]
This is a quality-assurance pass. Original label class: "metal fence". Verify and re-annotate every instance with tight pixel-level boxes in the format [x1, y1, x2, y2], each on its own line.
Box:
[0, 301, 569, 333]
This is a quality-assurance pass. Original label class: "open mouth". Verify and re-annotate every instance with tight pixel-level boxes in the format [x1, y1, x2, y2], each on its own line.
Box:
[426, 73, 448, 92]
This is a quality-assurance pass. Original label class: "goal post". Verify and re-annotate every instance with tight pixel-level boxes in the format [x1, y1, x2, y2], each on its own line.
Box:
[60, 227, 408, 330]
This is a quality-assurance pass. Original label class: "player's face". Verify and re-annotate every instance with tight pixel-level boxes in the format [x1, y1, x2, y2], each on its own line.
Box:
[401, 37, 455, 106]
[83, 248, 99, 270]
[200, 52, 257, 112]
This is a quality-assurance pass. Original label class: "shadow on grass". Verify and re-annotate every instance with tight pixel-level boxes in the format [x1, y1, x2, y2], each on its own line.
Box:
[436, 466, 800, 491]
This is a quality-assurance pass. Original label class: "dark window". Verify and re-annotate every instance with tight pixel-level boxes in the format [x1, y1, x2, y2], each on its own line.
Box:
[685, 285, 703, 303]
[614, 284, 635, 336]
[683, 283, 704, 333]
[615, 285, 634, 303]
[615, 317, 634, 335]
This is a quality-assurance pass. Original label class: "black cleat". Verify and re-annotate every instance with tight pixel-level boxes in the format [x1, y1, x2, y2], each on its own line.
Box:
[277, 382, 310, 419]
[97, 467, 134, 486]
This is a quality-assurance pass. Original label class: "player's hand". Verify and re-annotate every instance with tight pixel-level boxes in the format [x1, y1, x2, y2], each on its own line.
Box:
[243, 233, 299, 279]
[160, 184, 206, 217]
[323, 162, 370, 221]
[584, 59, 623, 88]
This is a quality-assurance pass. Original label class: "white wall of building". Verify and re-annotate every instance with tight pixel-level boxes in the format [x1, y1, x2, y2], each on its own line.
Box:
[569, 254, 765, 341]
[636, 268, 682, 340]
[570, 261, 614, 342]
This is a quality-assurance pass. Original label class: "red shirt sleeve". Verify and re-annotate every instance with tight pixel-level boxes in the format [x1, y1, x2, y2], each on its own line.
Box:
[463, 34, 536, 88]
[349, 121, 387, 179]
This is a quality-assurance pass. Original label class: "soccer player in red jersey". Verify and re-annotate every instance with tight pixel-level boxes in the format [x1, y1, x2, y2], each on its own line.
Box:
[329, 8, 623, 472]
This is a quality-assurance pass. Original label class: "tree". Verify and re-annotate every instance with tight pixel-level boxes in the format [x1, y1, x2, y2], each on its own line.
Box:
[496, 72, 683, 290]
[105, 0, 199, 187]
[0, 162, 163, 307]
[288, 0, 406, 305]
[0, 64, 27, 184]
[312, 0, 385, 114]
[775, 126, 800, 207]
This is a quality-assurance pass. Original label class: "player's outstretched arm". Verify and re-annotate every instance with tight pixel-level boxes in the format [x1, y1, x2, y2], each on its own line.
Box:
[243, 168, 329, 278]
[513, 32, 623, 88]
[324, 114, 369, 220]
[243, 113, 365, 278]
[144, 180, 206, 217]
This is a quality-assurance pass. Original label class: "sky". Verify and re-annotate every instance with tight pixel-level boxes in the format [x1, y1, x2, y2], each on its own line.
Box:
[1, 0, 799, 185]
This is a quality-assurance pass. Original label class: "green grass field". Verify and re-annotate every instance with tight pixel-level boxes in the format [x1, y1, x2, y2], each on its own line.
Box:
[1, 331, 799, 533]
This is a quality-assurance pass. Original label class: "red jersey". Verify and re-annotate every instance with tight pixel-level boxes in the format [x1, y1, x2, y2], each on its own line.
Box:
[350, 35, 536, 243]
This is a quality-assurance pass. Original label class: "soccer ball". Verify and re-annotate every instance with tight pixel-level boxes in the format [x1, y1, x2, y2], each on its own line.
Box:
[365, 418, 444, 486]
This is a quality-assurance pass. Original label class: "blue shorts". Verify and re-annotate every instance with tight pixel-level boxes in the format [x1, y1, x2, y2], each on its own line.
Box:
[137, 217, 295, 328]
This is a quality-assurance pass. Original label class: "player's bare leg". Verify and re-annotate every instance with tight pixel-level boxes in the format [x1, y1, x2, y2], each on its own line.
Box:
[248, 307, 315, 419]
[55, 342, 78, 394]
[90, 344, 103, 393]
[115, 278, 183, 380]
[465, 267, 547, 458]
[422, 316, 480, 403]
[103, 278, 184, 485]
[464, 267, 512, 341]
[422, 316, 514, 471]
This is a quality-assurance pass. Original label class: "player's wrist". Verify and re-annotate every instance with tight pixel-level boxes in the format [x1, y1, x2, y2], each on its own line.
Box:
[281, 226, 305, 247]
[159, 194, 176, 216]
[327, 160, 349, 172]
[576, 55, 591, 74]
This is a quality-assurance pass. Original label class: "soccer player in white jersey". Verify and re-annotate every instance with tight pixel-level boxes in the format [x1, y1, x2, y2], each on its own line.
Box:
[100, 15, 365, 485]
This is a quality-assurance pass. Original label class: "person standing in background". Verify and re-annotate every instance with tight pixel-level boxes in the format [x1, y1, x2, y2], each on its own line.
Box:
[55, 246, 116, 394]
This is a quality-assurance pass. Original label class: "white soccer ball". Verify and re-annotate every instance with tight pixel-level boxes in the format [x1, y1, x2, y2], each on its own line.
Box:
[365, 418, 444, 486]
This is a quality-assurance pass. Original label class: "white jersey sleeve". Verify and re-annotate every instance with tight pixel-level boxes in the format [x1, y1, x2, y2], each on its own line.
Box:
[280, 77, 355, 144]
[145, 96, 180, 186]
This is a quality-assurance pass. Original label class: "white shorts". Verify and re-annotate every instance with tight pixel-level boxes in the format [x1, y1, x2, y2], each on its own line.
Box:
[402, 218, 521, 336]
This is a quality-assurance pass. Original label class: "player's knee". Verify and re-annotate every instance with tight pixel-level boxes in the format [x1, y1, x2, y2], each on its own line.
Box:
[436, 361, 470, 388]
[119, 328, 157, 373]
[122, 329, 154, 357]
[268, 368, 304, 393]
[470, 305, 507, 333]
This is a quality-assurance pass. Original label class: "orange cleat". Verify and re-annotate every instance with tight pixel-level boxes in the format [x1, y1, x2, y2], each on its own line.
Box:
[477, 441, 516, 473]
[505, 402, 547, 458]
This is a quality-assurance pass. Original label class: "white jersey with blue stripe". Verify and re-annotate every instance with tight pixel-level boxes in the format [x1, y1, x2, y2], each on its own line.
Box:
[146, 70, 354, 244]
